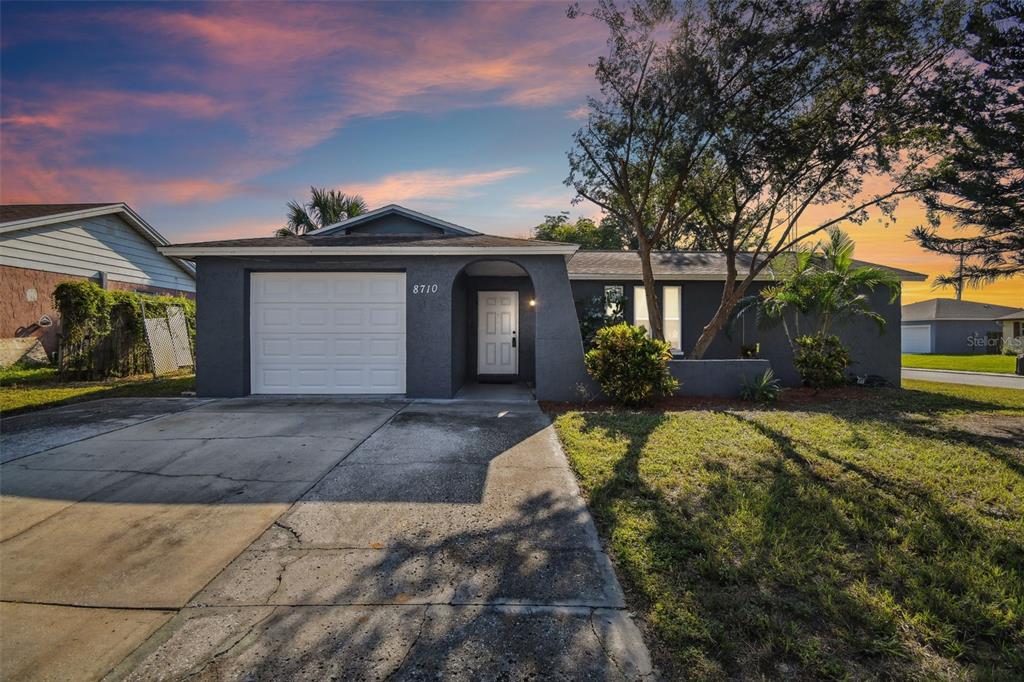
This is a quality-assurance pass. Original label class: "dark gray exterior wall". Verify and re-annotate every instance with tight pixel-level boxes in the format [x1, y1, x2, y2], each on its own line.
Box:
[341, 215, 446, 235]
[193, 254, 588, 401]
[569, 279, 902, 386]
[902, 319, 1003, 354]
[934, 320, 1002, 354]
[451, 271, 468, 390]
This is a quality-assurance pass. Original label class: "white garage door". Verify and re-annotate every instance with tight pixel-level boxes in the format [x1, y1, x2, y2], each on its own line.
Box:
[901, 324, 931, 354]
[250, 272, 406, 394]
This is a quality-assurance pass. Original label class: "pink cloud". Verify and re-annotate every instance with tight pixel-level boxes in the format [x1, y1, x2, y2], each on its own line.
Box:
[345, 168, 529, 206]
[1, 2, 604, 207]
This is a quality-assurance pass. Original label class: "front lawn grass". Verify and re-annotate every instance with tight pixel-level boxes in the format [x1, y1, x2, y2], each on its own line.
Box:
[903, 352, 1017, 374]
[0, 367, 195, 415]
[552, 380, 1023, 679]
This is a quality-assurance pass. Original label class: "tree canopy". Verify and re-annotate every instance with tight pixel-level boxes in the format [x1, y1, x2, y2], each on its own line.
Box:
[912, 0, 1024, 291]
[533, 212, 625, 248]
[567, 0, 974, 354]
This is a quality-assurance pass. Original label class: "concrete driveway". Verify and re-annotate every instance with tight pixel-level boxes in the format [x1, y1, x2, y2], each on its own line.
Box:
[1, 397, 651, 681]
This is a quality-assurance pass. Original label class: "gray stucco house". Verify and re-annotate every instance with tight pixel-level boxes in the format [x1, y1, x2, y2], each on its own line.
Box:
[901, 298, 1022, 355]
[161, 204, 923, 400]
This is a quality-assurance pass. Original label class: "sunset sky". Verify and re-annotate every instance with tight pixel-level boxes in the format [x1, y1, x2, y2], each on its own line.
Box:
[2, 1, 1020, 306]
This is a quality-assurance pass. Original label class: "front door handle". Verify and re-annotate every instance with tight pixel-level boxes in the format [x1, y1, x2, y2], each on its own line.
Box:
[512, 331, 517, 348]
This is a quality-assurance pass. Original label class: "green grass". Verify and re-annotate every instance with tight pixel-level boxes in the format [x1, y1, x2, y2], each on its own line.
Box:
[903, 353, 1017, 374]
[552, 381, 1024, 680]
[0, 367, 194, 415]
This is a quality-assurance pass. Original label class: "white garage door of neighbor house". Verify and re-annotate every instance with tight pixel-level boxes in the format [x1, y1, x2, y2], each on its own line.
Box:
[901, 324, 932, 354]
[250, 272, 406, 394]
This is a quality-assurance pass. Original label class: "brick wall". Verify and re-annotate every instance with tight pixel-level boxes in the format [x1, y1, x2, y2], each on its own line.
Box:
[0, 265, 195, 356]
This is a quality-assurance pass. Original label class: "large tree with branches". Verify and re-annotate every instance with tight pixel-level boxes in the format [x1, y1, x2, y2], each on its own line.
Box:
[912, 0, 1023, 293]
[567, 0, 972, 356]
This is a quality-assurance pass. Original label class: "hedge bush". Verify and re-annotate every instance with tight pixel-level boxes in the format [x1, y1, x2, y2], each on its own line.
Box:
[52, 281, 195, 380]
[793, 334, 851, 388]
[584, 323, 678, 406]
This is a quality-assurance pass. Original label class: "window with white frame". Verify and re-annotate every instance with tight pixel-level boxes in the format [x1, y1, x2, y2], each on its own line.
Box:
[633, 286, 652, 336]
[663, 286, 681, 350]
[604, 285, 624, 317]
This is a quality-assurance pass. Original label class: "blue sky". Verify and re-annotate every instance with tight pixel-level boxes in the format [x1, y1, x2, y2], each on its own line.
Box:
[1, 1, 605, 240]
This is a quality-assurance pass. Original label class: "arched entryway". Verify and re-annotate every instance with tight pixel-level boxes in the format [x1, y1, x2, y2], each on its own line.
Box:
[450, 259, 536, 398]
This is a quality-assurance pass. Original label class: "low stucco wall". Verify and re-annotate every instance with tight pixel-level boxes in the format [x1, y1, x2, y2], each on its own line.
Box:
[669, 359, 772, 397]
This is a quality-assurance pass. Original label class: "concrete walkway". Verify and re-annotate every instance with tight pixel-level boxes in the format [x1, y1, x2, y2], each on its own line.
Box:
[0, 397, 652, 681]
[902, 367, 1024, 389]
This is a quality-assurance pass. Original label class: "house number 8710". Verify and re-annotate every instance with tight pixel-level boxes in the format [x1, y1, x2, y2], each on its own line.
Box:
[412, 284, 438, 294]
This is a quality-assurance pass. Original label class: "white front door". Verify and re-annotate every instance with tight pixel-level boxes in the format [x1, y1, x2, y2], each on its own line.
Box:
[250, 272, 406, 394]
[478, 291, 518, 375]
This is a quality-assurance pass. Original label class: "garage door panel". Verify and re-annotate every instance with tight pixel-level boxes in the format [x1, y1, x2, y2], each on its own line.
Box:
[251, 273, 406, 394]
[901, 324, 931, 354]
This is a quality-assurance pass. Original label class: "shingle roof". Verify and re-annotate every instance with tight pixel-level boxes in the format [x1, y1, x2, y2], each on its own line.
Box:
[0, 203, 118, 224]
[995, 309, 1024, 321]
[164, 232, 575, 250]
[567, 250, 927, 281]
[567, 250, 765, 278]
[902, 298, 1022, 321]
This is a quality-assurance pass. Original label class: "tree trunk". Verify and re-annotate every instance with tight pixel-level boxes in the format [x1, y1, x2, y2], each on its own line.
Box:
[689, 296, 734, 358]
[690, 275, 753, 358]
[637, 237, 664, 340]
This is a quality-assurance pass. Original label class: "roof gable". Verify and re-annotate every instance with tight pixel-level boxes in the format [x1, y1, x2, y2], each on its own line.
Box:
[902, 298, 1021, 321]
[312, 204, 479, 237]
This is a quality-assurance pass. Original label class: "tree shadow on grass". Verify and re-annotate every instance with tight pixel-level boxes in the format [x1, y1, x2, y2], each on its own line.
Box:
[563, 403, 1024, 680]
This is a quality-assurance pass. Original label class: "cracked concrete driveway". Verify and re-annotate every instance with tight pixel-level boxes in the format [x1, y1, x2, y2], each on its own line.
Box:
[1, 397, 652, 681]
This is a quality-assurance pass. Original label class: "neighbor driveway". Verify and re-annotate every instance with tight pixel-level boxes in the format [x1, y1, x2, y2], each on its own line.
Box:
[0, 397, 651, 680]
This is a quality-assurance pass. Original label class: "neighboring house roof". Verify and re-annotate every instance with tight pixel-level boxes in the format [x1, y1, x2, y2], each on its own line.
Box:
[313, 204, 480, 237]
[567, 250, 927, 281]
[902, 298, 1021, 322]
[994, 309, 1024, 321]
[0, 203, 196, 277]
[0, 203, 116, 223]
[161, 232, 578, 258]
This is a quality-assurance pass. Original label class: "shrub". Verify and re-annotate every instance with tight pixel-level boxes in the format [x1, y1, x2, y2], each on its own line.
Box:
[51, 281, 195, 380]
[1002, 336, 1024, 356]
[739, 368, 781, 402]
[793, 334, 851, 388]
[584, 323, 678, 406]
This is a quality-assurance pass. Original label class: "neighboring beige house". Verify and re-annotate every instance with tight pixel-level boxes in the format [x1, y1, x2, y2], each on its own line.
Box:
[997, 309, 1024, 347]
[0, 203, 195, 355]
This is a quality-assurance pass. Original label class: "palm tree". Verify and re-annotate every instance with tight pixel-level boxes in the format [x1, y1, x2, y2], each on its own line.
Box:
[730, 228, 901, 349]
[276, 187, 368, 236]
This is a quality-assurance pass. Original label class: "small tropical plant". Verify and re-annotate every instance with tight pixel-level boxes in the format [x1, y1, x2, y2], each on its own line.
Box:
[739, 368, 781, 402]
[584, 323, 678, 406]
[731, 228, 902, 350]
[277, 187, 368, 236]
[793, 334, 851, 388]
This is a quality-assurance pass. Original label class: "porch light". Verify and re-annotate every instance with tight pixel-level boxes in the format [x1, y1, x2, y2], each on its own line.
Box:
[529, 298, 536, 307]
